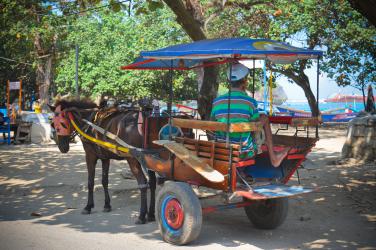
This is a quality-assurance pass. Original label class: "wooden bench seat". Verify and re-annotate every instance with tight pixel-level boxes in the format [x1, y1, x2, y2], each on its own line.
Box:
[172, 118, 262, 132]
[174, 137, 255, 166]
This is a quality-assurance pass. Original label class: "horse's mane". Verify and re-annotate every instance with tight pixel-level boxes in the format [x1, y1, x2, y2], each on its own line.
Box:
[54, 98, 98, 110]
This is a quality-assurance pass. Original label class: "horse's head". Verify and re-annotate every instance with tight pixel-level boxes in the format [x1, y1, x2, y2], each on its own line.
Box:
[49, 99, 97, 153]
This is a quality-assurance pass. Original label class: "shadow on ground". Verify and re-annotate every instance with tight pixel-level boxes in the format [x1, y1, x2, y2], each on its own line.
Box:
[0, 128, 375, 249]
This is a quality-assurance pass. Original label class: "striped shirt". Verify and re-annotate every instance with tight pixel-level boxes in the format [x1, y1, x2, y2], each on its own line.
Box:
[211, 90, 259, 157]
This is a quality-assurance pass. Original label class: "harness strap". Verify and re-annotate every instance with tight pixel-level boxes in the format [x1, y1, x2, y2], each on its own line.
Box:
[67, 112, 131, 155]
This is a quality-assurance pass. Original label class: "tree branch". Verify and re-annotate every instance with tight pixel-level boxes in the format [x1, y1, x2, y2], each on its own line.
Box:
[226, 1, 274, 10]
[163, 0, 206, 41]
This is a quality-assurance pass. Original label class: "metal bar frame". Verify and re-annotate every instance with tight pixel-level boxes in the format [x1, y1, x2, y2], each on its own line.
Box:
[168, 60, 175, 180]
[252, 59, 255, 98]
[226, 63, 233, 146]
[202, 200, 254, 214]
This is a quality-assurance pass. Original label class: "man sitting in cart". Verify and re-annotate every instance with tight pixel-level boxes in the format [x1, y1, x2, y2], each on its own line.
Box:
[211, 63, 290, 167]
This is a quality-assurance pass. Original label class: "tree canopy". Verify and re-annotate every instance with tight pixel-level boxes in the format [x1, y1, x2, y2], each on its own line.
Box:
[0, 0, 374, 114]
[55, 8, 198, 101]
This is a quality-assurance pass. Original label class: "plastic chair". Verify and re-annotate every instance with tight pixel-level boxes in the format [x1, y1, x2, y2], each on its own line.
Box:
[0, 117, 11, 145]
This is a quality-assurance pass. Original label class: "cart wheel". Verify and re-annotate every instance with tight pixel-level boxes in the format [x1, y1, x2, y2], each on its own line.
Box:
[156, 181, 202, 245]
[244, 198, 288, 229]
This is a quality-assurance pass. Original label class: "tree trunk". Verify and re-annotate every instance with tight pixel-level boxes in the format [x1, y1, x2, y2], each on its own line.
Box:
[34, 32, 58, 110]
[198, 66, 219, 120]
[299, 79, 320, 117]
[163, 0, 206, 41]
[163, 0, 219, 119]
[348, 0, 376, 26]
[275, 68, 320, 117]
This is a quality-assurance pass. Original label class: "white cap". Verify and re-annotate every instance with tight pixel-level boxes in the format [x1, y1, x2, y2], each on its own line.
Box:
[227, 63, 249, 81]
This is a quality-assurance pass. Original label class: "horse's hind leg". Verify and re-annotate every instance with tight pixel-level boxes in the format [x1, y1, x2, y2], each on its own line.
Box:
[101, 159, 111, 212]
[127, 158, 148, 224]
[147, 170, 156, 222]
[82, 154, 97, 214]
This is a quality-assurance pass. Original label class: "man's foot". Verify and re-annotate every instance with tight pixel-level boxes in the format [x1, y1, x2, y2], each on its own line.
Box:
[271, 147, 291, 167]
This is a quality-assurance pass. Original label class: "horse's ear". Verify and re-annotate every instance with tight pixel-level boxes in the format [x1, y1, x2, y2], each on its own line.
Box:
[47, 104, 56, 112]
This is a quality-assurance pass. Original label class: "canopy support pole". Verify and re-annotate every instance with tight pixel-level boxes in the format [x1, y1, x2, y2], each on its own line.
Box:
[269, 69, 273, 116]
[168, 60, 173, 140]
[226, 63, 233, 147]
[316, 57, 320, 138]
[252, 59, 255, 98]
[263, 61, 267, 112]
[168, 59, 175, 180]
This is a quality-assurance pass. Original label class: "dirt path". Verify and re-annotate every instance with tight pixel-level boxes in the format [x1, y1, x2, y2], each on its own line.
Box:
[0, 128, 375, 249]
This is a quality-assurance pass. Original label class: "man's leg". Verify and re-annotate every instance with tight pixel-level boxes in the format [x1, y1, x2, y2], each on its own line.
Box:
[259, 115, 290, 167]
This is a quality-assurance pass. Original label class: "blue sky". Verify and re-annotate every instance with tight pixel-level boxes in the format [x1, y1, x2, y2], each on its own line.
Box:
[277, 37, 365, 101]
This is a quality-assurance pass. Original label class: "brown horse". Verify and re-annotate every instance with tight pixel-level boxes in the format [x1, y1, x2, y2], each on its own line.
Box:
[50, 99, 156, 224]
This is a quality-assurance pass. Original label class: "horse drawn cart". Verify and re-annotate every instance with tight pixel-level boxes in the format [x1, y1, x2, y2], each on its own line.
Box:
[52, 38, 323, 245]
[119, 38, 323, 245]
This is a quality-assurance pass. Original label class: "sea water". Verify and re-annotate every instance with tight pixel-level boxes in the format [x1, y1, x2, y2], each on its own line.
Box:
[281, 101, 364, 112]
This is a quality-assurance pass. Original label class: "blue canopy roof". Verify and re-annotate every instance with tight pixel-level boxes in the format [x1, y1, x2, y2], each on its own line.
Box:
[122, 38, 323, 70]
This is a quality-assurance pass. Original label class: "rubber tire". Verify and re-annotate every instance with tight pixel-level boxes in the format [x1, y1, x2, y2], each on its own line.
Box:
[244, 198, 288, 229]
[156, 181, 202, 245]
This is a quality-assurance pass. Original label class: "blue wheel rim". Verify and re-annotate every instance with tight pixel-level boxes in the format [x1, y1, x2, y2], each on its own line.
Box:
[161, 195, 182, 236]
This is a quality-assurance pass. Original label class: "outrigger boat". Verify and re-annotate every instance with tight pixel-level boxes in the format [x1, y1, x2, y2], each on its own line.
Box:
[277, 105, 358, 122]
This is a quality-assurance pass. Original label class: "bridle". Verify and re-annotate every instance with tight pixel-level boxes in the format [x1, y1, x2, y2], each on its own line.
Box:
[52, 106, 97, 137]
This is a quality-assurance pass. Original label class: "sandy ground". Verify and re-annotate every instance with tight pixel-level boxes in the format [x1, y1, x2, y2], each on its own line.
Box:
[0, 127, 375, 250]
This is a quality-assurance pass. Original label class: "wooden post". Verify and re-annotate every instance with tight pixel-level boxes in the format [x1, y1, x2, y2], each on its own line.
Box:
[6, 80, 10, 117]
[19, 79, 22, 114]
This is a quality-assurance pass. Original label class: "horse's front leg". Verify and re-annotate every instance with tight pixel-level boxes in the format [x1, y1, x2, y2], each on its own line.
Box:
[82, 154, 97, 214]
[147, 170, 156, 222]
[127, 158, 148, 224]
[101, 159, 111, 212]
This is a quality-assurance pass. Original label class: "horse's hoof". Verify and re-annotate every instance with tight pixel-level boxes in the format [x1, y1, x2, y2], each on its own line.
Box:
[81, 208, 91, 215]
[103, 207, 112, 213]
[147, 214, 155, 222]
[135, 218, 147, 224]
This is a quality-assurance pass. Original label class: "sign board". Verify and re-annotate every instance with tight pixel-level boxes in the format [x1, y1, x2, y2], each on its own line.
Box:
[9, 81, 21, 90]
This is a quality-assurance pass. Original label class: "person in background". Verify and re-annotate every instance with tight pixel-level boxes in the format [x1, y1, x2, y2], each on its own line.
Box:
[0, 112, 4, 126]
[0, 111, 8, 142]
[365, 85, 375, 113]
[211, 63, 290, 168]
[152, 99, 160, 116]
[33, 100, 42, 114]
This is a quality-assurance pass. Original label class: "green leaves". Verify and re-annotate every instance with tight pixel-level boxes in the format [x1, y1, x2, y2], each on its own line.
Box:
[134, 0, 164, 15]
[55, 7, 195, 101]
[109, 0, 122, 12]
